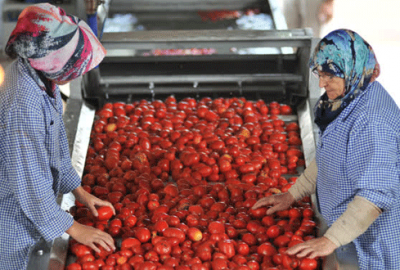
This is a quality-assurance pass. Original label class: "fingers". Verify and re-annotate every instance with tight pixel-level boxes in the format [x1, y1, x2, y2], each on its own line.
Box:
[287, 243, 317, 258]
[88, 238, 113, 254]
[88, 242, 101, 254]
[88, 195, 116, 216]
[307, 251, 319, 259]
[295, 246, 314, 258]
[89, 229, 116, 252]
[286, 242, 306, 256]
[266, 204, 283, 215]
[88, 204, 98, 217]
[74, 223, 116, 253]
[102, 201, 116, 215]
[91, 194, 116, 214]
[97, 234, 116, 252]
[286, 237, 336, 259]
[102, 231, 116, 250]
[252, 197, 273, 209]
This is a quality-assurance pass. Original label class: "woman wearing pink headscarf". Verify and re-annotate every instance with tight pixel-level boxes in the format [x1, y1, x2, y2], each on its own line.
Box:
[0, 4, 115, 269]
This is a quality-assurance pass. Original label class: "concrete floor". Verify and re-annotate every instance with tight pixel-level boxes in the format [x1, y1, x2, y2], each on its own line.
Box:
[321, 0, 400, 106]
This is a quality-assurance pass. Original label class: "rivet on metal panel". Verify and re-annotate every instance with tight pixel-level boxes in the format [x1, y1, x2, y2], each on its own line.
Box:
[193, 82, 198, 89]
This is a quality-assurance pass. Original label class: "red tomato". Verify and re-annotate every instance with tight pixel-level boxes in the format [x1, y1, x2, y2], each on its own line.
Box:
[66, 263, 82, 270]
[121, 238, 141, 250]
[249, 207, 267, 218]
[78, 254, 95, 264]
[269, 101, 280, 110]
[187, 227, 203, 242]
[280, 105, 293, 115]
[247, 260, 260, 270]
[266, 225, 282, 239]
[71, 243, 92, 257]
[273, 235, 291, 247]
[288, 208, 302, 219]
[81, 262, 97, 270]
[257, 242, 277, 257]
[97, 206, 114, 221]
[217, 239, 236, 258]
[208, 221, 225, 234]
[286, 122, 299, 131]
[124, 215, 138, 228]
[162, 228, 186, 243]
[137, 261, 157, 270]
[218, 158, 232, 173]
[211, 258, 228, 270]
[110, 218, 122, 228]
[241, 233, 257, 246]
[239, 163, 255, 174]
[282, 254, 300, 269]
[299, 258, 318, 270]
[154, 240, 172, 255]
[166, 215, 180, 227]
[135, 227, 151, 243]
[236, 241, 250, 256]
[303, 208, 314, 218]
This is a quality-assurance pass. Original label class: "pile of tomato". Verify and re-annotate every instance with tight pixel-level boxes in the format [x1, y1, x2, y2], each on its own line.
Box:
[197, 9, 260, 22]
[66, 96, 319, 270]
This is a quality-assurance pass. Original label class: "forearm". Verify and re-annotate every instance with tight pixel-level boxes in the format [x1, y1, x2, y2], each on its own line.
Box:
[66, 220, 82, 238]
[324, 196, 381, 247]
[72, 185, 87, 206]
[288, 158, 318, 201]
[72, 185, 85, 197]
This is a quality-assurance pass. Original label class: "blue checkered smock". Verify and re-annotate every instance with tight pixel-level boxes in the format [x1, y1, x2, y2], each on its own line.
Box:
[316, 81, 400, 269]
[0, 59, 81, 270]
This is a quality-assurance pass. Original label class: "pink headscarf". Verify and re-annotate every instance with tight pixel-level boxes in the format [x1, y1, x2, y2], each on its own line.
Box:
[5, 3, 106, 89]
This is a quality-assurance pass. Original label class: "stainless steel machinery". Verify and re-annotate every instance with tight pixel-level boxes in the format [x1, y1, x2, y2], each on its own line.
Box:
[24, 0, 358, 269]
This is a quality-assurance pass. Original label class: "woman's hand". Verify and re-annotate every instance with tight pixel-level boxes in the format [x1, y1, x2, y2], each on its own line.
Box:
[286, 237, 337, 259]
[252, 192, 296, 215]
[72, 186, 115, 218]
[66, 221, 116, 253]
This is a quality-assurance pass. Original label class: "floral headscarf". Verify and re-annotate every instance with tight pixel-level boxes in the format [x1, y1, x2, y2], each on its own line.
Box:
[5, 3, 106, 93]
[309, 29, 377, 132]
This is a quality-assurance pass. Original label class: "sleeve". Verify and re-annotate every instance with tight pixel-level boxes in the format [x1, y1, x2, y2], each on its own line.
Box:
[288, 158, 318, 201]
[324, 196, 381, 247]
[58, 111, 81, 194]
[347, 120, 400, 211]
[5, 106, 74, 242]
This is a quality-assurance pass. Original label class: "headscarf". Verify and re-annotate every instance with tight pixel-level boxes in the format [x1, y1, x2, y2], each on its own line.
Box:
[309, 29, 377, 132]
[5, 3, 106, 93]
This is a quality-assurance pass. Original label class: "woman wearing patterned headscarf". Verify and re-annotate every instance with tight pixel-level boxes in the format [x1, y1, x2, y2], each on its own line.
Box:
[0, 4, 115, 269]
[253, 29, 400, 269]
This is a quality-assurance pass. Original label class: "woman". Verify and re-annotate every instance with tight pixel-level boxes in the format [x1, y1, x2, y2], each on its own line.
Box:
[253, 29, 400, 269]
[0, 4, 115, 269]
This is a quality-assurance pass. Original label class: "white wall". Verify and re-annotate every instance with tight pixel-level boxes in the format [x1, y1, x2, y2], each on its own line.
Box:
[322, 0, 400, 106]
